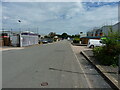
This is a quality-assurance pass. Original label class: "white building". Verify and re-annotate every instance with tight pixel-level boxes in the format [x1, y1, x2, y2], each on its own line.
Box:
[0, 30, 39, 47]
[20, 31, 38, 47]
[112, 22, 120, 33]
[100, 25, 112, 36]
[87, 22, 120, 37]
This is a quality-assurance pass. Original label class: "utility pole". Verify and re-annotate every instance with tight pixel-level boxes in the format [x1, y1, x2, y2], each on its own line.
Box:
[11, 28, 12, 33]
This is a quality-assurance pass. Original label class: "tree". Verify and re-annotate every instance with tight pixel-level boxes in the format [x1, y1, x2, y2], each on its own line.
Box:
[75, 34, 80, 38]
[44, 35, 49, 38]
[61, 33, 68, 39]
[48, 32, 56, 38]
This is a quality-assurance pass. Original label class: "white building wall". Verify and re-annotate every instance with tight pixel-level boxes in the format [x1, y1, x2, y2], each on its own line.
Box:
[112, 22, 120, 33]
[87, 31, 93, 36]
[101, 26, 111, 36]
[20, 34, 38, 47]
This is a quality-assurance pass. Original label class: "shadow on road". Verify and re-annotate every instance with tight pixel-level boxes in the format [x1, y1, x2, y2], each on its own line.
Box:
[49, 67, 99, 75]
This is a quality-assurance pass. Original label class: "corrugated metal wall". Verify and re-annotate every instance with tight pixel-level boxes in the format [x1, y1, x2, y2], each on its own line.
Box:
[20, 34, 38, 47]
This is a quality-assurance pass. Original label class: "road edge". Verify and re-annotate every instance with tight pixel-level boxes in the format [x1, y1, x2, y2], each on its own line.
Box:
[70, 44, 92, 88]
[81, 51, 119, 90]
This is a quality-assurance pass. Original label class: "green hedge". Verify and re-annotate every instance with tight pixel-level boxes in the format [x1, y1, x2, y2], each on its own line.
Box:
[93, 30, 120, 66]
[73, 37, 80, 43]
[93, 46, 119, 66]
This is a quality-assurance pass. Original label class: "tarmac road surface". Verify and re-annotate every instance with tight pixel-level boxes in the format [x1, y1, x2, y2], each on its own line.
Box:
[2, 40, 112, 88]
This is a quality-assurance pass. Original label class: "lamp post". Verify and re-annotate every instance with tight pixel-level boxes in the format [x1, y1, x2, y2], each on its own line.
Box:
[18, 20, 22, 47]
[18, 20, 21, 32]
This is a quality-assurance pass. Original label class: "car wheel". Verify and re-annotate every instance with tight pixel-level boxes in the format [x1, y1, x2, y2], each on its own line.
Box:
[90, 45, 94, 48]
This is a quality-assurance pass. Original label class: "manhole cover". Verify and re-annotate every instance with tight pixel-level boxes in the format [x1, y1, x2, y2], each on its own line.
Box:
[41, 82, 48, 86]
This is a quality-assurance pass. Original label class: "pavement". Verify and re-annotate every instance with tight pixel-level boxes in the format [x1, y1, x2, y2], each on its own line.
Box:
[80, 47, 119, 90]
[0, 46, 24, 51]
[71, 43, 87, 46]
[2, 40, 112, 88]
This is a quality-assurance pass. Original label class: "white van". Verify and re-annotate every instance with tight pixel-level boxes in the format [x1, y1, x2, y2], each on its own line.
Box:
[87, 39, 104, 48]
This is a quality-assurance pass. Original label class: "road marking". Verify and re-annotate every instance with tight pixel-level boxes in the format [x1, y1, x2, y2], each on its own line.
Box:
[70, 44, 92, 88]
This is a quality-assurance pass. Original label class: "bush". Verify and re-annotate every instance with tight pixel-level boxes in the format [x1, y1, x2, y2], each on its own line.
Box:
[73, 37, 80, 43]
[93, 30, 120, 66]
[93, 46, 119, 66]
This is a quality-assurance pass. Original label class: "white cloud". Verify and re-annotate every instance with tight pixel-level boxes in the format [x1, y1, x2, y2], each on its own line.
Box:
[2, 16, 10, 20]
[2, 2, 118, 34]
[2, 0, 120, 2]
[0, 2, 2, 30]
[82, 5, 118, 26]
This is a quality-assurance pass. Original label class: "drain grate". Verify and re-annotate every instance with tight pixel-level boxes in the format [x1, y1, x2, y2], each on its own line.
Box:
[41, 82, 48, 86]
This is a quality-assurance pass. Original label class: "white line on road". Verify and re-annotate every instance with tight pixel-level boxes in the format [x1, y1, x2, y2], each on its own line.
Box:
[70, 43, 92, 88]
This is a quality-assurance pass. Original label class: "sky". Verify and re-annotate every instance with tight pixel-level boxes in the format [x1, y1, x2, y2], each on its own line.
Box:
[1, 1, 119, 35]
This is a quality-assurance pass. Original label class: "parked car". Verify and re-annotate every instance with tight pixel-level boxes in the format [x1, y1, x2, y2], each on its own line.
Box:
[87, 39, 104, 48]
[41, 39, 48, 44]
[47, 38, 53, 43]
